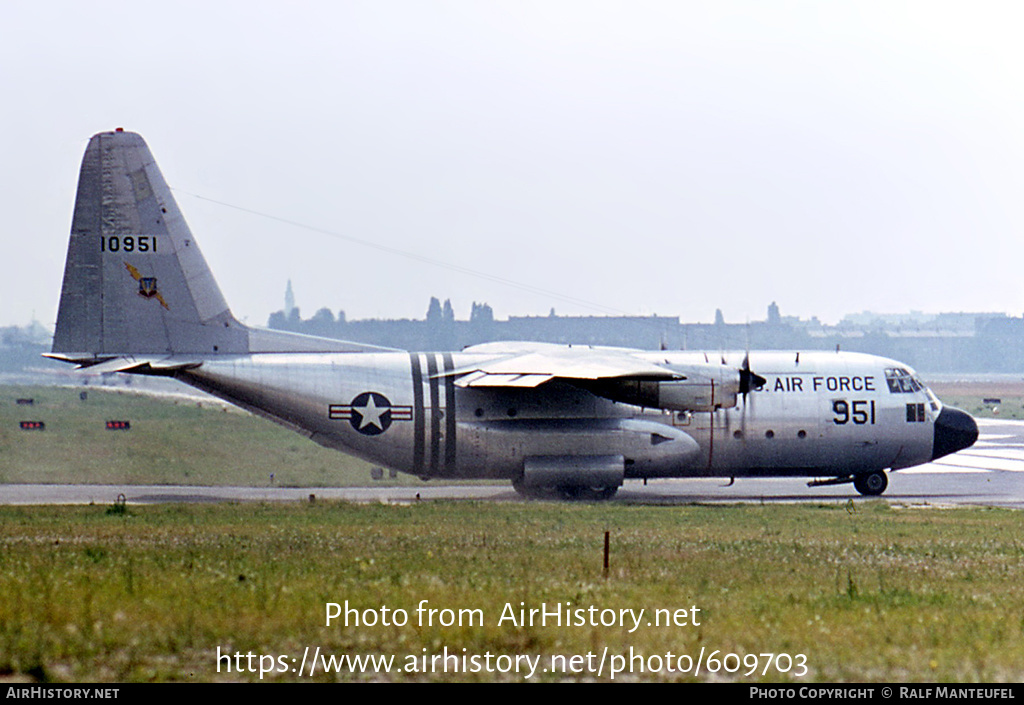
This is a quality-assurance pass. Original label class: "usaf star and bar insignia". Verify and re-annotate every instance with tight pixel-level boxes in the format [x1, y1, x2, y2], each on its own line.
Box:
[329, 392, 412, 435]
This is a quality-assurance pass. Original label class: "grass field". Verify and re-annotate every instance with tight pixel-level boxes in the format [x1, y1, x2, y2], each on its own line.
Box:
[0, 501, 1022, 682]
[929, 380, 1024, 420]
[0, 384, 412, 487]
[2, 383, 1023, 683]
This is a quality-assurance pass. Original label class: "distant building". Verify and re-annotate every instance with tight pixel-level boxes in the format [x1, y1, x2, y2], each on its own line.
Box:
[265, 294, 1024, 373]
[284, 280, 296, 319]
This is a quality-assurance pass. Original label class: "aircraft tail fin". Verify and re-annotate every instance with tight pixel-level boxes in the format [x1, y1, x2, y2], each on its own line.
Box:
[52, 129, 248, 356]
[51, 130, 398, 360]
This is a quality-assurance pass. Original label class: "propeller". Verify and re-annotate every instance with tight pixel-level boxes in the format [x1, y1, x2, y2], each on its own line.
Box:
[736, 352, 766, 448]
[738, 353, 766, 396]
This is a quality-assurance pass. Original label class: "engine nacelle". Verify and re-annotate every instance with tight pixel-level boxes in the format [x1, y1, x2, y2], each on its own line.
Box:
[582, 362, 764, 412]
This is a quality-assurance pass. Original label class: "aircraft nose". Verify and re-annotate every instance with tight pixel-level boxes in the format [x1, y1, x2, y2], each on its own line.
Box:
[931, 406, 979, 461]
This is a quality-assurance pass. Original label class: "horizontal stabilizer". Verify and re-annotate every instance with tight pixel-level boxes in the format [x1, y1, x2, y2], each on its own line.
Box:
[43, 353, 201, 375]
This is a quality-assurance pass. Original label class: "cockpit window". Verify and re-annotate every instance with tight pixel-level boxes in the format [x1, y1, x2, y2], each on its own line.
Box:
[885, 368, 923, 394]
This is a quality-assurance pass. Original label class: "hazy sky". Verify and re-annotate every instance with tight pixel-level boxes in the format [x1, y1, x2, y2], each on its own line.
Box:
[3, 1, 1024, 331]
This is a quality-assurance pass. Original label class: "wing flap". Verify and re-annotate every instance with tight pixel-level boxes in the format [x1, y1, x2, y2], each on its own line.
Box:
[454, 372, 555, 388]
[439, 344, 682, 389]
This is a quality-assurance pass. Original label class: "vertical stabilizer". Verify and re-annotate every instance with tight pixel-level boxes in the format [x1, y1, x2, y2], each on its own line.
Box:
[52, 130, 248, 355]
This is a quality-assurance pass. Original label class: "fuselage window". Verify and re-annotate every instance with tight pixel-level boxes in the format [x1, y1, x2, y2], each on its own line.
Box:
[906, 403, 926, 423]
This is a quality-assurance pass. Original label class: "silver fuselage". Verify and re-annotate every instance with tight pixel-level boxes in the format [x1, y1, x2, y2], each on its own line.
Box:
[178, 349, 937, 481]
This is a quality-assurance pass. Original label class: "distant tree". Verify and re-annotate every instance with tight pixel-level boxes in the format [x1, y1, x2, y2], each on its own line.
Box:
[426, 297, 443, 323]
[309, 307, 336, 336]
[268, 310, 287, 329]
[470, 302, 494, 323]
[311, 307, 336, 325]
[714, 308, 725, 326]
[443, 299, 455, 323]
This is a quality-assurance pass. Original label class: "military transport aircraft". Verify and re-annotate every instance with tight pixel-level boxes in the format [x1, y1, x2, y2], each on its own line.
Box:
[46, 130, 979, 499]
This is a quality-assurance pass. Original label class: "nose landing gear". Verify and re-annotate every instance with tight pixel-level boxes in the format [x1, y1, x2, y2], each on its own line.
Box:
[808, 470, 889, 496]
[853, 471, 888, 496]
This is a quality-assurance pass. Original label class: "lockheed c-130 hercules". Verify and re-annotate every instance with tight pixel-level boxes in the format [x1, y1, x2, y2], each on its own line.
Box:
[47, 130, 979, 499]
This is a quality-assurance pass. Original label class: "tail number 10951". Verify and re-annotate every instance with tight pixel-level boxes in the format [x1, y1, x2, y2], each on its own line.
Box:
[101, 236, 157, 253]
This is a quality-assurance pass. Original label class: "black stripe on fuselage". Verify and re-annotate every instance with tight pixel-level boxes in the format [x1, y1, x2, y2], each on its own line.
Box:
[411, 353, 458, 478]
[443, 353, 456, 472]
[427, 354, 441, 475]
[410, 353, 425, 475]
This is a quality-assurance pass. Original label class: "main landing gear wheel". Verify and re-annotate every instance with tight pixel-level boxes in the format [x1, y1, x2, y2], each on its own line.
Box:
[512, 477, 551, 500]
[853, 471, 888, 496]
[511, 478, 619, 501]
[558, 485, 619, 501]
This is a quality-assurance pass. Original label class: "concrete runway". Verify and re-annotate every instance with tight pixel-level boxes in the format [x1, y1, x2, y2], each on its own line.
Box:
[3, 417, 1023, 509]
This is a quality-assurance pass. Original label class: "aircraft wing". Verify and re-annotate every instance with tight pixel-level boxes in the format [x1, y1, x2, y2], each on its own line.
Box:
[443, 343, 682, 389]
